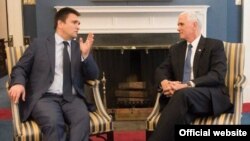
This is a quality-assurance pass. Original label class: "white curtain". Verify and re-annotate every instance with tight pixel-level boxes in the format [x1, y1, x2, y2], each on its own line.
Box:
[243, 0, 250, 103]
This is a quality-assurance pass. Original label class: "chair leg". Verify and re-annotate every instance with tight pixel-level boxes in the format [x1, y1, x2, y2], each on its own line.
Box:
[146, 130, 153, 140]
[107, 131, 114, 141]
[90, 134, 107, 141]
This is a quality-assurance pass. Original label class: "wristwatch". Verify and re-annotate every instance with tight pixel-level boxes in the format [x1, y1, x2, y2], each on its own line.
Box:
[186, 81, 192, 87]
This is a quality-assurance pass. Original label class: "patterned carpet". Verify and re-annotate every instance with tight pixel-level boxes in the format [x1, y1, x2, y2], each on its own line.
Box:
[0, 75, 249, 140]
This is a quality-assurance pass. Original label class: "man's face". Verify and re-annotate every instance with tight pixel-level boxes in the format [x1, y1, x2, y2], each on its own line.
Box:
[58, 13, 80, 40]
[177, 14, 196, 41]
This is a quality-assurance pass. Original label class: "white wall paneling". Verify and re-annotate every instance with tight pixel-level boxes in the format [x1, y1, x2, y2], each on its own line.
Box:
[55, 6, 209, 35]
[243, 0, 250, 103]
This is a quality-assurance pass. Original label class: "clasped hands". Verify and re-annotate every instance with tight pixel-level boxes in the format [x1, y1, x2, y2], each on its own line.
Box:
[160, 80, 189, 97]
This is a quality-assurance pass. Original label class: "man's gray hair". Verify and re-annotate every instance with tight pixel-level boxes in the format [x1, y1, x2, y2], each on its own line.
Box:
[181, 11, 202, 30]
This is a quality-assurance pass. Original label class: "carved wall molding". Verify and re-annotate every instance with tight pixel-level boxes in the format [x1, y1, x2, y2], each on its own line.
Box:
[55, 6, 209, 35]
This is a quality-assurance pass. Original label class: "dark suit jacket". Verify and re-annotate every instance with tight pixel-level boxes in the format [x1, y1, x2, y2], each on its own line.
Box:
[155, 36, 232, 116]
[9, 35, 99, 121]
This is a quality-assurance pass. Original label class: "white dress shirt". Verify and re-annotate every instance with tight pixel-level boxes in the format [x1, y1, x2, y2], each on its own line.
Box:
[47, 33, 75, 94]
[186, 34, 201, 81]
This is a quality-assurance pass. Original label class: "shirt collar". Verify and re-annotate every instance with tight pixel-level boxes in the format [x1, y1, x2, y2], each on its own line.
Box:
[187, 34, 201, 48]
[55, 33, 71, 46]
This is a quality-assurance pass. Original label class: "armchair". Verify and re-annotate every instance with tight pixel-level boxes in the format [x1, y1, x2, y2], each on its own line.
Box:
[146, 42, 246, 139]
[5, 46, 114, 141]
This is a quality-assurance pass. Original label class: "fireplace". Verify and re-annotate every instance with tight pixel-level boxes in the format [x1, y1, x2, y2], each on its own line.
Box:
[87, 33, 179, 120]
[88, 33, 179, 109]
[55, 6, 209, 120]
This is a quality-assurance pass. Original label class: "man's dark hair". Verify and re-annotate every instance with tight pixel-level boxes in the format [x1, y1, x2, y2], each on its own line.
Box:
[54, 7, 80, 29]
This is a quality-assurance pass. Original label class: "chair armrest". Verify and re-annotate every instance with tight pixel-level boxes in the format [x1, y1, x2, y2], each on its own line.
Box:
[85, 80, 96, 86]
[234, 74, 247, 88]
[91, 80, 112, 121]
[10, 102, 22, 137]
[6, 82, 22, 137]
[232, 74, 246, 124]
[146, 92, 161, 121]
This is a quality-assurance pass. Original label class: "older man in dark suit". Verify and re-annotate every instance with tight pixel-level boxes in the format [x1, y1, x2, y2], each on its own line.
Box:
[148, 11, 233, 141]
[8, 7, 99, 141]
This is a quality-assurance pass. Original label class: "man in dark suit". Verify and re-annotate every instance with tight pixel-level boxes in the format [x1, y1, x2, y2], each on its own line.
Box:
[148, 11, 233, 141]
[8, 7, 99, 141]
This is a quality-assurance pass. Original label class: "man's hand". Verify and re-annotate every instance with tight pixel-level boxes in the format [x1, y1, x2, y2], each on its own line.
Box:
[8, 84, 26, 104]
[161, 80, 180, 97]
[161, 80, 172, 96]
[172, 83, 189, 91]
[79, 33, 94, 59]
[161, 80, 187, 97]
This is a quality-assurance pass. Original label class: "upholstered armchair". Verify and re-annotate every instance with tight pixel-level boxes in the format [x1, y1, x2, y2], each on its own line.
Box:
[5, 46, 114, 141]
[146, 42, 246, 139]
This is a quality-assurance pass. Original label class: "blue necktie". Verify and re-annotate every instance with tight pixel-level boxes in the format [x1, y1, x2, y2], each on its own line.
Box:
[63, 41, 73, 102]
[183, 44, 192, 83]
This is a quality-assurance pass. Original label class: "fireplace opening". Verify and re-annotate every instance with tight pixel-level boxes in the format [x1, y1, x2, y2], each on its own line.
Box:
[81, 33, 179, 120]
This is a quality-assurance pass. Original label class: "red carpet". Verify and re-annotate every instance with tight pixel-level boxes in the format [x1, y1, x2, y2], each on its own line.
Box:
[0, 108, 12, 120]
[90, 130, 145, 141]
[243, 103, 250, 112]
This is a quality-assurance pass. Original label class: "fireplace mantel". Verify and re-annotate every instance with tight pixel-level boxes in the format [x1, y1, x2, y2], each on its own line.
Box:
[55, 6, 209, 35]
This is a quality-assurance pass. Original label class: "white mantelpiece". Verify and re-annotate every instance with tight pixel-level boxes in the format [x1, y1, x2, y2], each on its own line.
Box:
[55, 6, 209, 35]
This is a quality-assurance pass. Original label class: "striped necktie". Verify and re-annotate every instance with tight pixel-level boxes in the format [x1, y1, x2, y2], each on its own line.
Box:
[183, 44, 192, 83]
[62, 41, 73, 102]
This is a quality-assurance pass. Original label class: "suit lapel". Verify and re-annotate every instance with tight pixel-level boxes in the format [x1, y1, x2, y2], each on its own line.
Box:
[178, 42, 188, 81]
[46, 36, 56, 76]
[193, 36, 205, 78]
[70, 41, 78, 79]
